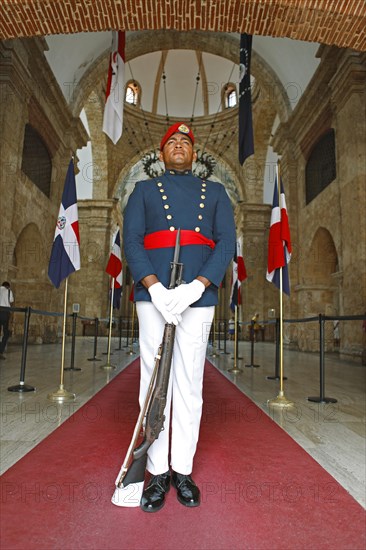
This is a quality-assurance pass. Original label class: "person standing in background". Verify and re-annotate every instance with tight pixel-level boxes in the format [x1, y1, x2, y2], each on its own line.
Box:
[250, 312, 260, 342]
[228, 317, 235, 340]
[0, 281, 14, 359]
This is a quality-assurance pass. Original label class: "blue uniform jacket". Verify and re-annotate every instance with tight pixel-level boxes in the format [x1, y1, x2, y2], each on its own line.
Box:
[123, 169, 236, 307]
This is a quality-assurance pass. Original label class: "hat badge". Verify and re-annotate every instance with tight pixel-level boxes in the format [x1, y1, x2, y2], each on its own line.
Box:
[178, 124, 190, 134]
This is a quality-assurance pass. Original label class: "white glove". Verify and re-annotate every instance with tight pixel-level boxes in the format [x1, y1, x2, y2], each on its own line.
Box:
[169, 280, 205, 315]
[148, 282, 181, 325]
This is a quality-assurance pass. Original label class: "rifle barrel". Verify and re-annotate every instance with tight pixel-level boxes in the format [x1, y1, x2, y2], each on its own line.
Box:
[172, 228, 181, 264]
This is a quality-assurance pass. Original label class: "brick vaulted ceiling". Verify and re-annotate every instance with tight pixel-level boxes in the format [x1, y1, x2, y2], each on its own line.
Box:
[1, 0, 365, 51]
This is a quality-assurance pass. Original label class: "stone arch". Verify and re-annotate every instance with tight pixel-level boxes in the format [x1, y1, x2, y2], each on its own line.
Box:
[73, 31, 289, 206]
[13, 223, 58, 343]
[305, 227, 338, 284]
[1, 2, 364, 51]
[14, 222, 58, 343]
[71, 31, 291, 124]
[299, 227, 340, 332]
[296, 227, 340, 350]
[14, 223, 45, 281]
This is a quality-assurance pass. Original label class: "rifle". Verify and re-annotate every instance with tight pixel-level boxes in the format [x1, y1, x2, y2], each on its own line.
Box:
[112, 229, 183, 507]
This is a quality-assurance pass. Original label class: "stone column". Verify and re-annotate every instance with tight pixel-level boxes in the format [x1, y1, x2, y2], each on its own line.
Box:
[69, 200, 116, 328]
[0, 40, 30, 278]
[239, 202, 271, 337]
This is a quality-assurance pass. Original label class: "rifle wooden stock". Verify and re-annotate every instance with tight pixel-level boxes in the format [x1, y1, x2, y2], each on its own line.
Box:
[116, 323, 176, 488]
[115, 346, 161, 488]
[114, 228, 181, 497]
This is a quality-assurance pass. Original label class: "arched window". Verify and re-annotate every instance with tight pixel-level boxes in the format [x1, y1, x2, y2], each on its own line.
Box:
[125, 80, 141, 106]
[227, 89, 237, 107]
[222, 83, 237, 109]
[21, 124, 52, 197]
[305, 129, 336, 204]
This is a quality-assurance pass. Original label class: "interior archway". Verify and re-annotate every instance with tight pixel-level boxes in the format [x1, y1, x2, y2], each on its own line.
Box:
[306, 228, 338, 285]
[71, 31, 291, 124]
[1, 1, 364, 51]
[13, 223, 59, 343]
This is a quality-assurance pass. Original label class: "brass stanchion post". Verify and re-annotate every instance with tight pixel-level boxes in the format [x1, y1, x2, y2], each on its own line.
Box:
[102, 280, 117, 369]
[228, 305, 242, 373]
[127, 303, 137, 355]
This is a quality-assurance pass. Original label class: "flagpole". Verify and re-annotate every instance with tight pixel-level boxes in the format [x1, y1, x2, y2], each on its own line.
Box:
[102, 278, 117, 370]
[228, 305, 242, 373]
[48, 277, 76, 402]
[268, 161, 293, 408]
[127, 303, 137, 355]
[210, 307, 218, 357]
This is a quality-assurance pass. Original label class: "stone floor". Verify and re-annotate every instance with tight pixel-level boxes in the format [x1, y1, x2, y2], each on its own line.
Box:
[0, 336, 365, 508]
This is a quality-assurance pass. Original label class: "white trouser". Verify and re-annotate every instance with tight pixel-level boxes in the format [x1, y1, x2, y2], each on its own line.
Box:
[136, 301, 214, 476]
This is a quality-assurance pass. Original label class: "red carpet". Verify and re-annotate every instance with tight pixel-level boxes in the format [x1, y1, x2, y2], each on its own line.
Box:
[1, 360, 365, 550]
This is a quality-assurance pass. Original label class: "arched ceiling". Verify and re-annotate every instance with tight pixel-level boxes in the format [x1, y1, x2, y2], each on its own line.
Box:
[44, 31, 320, 115]
[59, 29, 316, 205]
[53, 29, 319, 205]
[1, 0, 365, 51]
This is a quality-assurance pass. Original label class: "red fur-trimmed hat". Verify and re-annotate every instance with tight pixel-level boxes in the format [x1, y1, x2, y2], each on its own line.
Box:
[160, 122, 194, 150]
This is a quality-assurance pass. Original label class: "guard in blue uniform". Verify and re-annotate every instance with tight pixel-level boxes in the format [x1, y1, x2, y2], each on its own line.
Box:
[123, 122, 236, 512]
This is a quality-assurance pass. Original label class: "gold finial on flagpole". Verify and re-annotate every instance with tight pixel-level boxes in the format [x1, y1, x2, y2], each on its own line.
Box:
[48, 278, 76, 402]
[101, 280, 117, 370]
[268, 161, 293, 408]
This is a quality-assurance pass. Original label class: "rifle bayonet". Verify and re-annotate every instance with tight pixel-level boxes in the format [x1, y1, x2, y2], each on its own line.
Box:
[169, 228, 184, 288]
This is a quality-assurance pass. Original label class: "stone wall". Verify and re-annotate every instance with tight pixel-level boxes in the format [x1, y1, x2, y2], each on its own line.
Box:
[0, 38, 88, 342]
[272, 46, 366, 357]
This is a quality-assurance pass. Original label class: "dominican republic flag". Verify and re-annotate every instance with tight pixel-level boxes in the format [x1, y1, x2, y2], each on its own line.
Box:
[230, 237, 247, 311]
[239, 33, 254, 165]
[106, 229, 123, 309]
[48, 159, 80, 288]
[103, 31, 125, 145]
[266, 175, 292, 295]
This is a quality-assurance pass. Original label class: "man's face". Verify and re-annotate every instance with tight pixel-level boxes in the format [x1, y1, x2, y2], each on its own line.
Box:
[159, 132, 197, 171]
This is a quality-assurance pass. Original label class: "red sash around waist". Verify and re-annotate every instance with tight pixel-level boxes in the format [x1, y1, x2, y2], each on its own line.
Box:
[144, 229, 215, 250]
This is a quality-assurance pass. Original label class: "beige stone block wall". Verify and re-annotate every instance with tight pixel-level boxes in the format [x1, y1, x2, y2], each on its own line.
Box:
[0, 38, 88, 343]
[271, 47, 366, 359]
